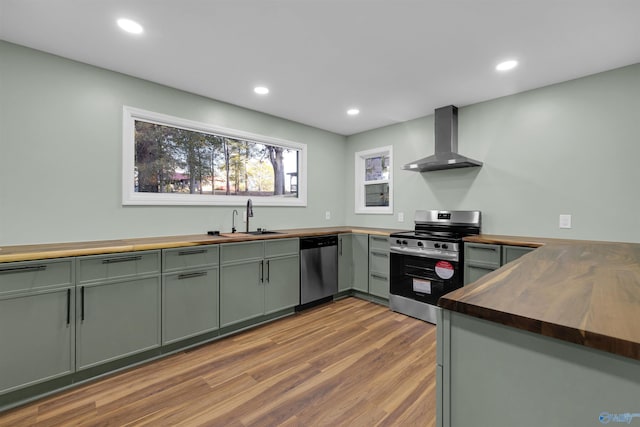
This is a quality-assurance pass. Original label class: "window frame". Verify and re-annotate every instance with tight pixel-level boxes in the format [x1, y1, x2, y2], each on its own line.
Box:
[122, 106, 307, 206]
[354, 145, 393, 214]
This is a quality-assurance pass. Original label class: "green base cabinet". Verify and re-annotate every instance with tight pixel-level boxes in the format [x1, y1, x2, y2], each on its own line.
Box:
[437, 309, 640, 427]
[162, 245, 219, 345]
[368, 235, 389, 299]
[75, 251, 161, 370]
[0, 259, 75, 394]
[338, 234, 353, 292]
[220, 239, 299, 328]
[464, 243, 534, 285]
[352, 234, 369, 292]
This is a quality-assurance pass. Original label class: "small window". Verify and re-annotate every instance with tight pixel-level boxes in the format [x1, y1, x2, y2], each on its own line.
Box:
[122, 106, 307, 206]
[355, 146, 393, 214]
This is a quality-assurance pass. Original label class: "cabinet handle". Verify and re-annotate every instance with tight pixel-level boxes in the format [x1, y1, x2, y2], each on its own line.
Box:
[339, 239, 343, 256]
[371, 273, 387, 280]
[260, 260, 264, 283]
[101, 255, 142, 264]
[266, 260, 270, 283]
[0, 265, 47, 274]
[371, 251, 388, 258]
[178, 249, 207, 256]
[66, 288, 71, 325]
[81, 286, 85, 321]
[371, 236, 387, 242]
[178, 271, 207, 280]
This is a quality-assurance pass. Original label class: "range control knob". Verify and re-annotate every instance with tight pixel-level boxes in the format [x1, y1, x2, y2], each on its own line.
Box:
[442, 244, 449, 250]
[417, 241, 424, 247]
[396, 239, 402, 244]
[434, 243, 441, 249]
[402, 240, 408, 245]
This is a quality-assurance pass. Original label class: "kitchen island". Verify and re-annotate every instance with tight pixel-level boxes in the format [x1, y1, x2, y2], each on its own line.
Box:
[437, 235, 640, 427]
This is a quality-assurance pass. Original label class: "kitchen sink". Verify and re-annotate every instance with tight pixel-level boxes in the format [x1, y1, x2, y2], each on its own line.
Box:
[243, 230, 283, 235]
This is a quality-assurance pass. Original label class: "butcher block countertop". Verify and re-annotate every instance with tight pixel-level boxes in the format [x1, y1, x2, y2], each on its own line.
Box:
[440, 234, 640, 361]
[0, 226, 402, 263]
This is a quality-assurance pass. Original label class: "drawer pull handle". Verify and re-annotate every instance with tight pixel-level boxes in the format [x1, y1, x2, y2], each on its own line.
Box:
[371, 251, 388, 258]
[101, 255, 142, 264]
[178, 249, 207, 256]
[371, 236, 387, 242]
[0, 265, 47, 274]
[371, 273, 387, 280]
[178, 271, 207, 280]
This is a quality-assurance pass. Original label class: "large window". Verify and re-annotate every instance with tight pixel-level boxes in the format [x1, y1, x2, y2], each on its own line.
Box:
[122, 106, 306, 206]
[354, 146, 393, 214]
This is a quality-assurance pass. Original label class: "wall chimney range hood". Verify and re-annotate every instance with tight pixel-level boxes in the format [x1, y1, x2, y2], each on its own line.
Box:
[403, 105, 482, 172]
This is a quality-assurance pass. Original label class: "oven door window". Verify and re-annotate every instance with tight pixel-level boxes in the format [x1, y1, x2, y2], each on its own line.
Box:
[390, 253, 461, 304]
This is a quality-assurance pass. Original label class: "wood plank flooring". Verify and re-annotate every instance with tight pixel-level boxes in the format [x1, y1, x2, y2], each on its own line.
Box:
[0, 297, 437, 426]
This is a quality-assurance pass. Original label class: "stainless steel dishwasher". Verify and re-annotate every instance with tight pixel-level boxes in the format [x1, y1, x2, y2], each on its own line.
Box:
[299, 235, 338, 307]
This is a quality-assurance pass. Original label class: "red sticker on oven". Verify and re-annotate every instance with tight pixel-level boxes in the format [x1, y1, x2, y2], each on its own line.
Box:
[435, 261, 454, 279]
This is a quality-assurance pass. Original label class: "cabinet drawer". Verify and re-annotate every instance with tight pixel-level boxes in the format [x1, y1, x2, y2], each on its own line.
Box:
[369, 250, 389, 274]
[220, 241, 264, 264]
[77, 251, 160, 284]
[369, 235, 389, 251]
[464, 243, 501, 267]
[369, 272, 389, 299]
[502, 245, 535, 265]
[0, 259, 73, 295]
[163, 245, 219, 272]
[464, 264, 497, 285]
[265, 238, 299, 258]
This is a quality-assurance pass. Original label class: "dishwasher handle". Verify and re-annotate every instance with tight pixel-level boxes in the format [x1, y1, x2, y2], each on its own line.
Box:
[300, 235, 338, 250]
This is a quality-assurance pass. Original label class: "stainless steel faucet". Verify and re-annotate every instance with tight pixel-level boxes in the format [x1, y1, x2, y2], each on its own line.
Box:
[246, 199, 254, 233]
[231, 209, 239, 233]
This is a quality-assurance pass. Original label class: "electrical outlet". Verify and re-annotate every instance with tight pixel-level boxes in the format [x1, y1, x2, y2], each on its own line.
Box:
[398, 212, 404, 222]
[325, 211, 331, 220]
[559, 214, 572, 229]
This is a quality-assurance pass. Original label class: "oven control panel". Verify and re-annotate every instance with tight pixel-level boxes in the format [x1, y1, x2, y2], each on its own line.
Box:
[390, 239, 459, 261]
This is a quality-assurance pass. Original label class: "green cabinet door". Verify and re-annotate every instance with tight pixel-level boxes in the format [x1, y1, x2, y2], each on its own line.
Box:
[0, 289, 74, 394]
[264, 255, 300, 314]
[502, 245, 534, 264]
[162, 267, 219, 344]
[76, 276, 161, 370]
[338, 234, 353, 292]
[220, 260, 264, 327]
[352, 234, 369, 292]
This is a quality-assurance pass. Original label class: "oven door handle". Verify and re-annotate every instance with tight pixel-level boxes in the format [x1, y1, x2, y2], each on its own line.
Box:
[391, 247, 459, 262]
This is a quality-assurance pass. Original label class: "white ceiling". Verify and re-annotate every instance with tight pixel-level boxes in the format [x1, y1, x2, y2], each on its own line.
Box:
[1, 1, 639, 136]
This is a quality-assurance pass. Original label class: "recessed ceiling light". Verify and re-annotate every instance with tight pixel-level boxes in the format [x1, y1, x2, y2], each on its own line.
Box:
[496, 60, 518, 71]
[254, 86, 269, 95]
[117, 18, 143, 34]
[347, 108, 360, 116]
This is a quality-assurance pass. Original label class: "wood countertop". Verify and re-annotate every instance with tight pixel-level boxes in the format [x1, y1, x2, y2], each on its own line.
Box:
[0, 226, 405, 263]
[440, 234, 640, 361]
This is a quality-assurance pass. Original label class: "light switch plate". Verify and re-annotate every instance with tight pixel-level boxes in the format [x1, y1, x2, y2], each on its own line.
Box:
[559, 214, 572, 229]
[398, 212, 404, 222]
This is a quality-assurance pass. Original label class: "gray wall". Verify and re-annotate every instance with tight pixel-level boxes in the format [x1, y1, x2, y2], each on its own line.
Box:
[2, 40, 639, 246]
[345, 63, 640, 243]
[0, 41, 346, 245]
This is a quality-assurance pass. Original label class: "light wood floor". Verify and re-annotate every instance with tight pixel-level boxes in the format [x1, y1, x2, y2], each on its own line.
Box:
[0, 297, 437, 427]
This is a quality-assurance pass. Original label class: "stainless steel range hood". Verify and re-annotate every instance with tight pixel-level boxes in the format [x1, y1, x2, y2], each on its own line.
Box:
[403, 105, 482, 172]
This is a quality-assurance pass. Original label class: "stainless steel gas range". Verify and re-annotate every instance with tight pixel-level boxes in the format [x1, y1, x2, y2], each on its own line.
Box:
[389, 210, 481, 324]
